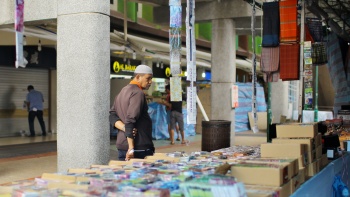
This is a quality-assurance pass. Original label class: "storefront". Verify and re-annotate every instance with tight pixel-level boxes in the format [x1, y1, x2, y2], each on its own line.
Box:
[0, 46, 56, 137]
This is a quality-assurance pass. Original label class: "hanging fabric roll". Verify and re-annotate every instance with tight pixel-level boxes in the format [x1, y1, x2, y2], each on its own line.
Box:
[260, 47, 280, 82]
[279, 0, 298, 43]
[280, 44, 300, 81]
[262, 2, 280, 47]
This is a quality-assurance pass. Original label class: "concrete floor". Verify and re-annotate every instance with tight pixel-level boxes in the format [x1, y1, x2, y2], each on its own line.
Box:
[0, 131, 267, 185]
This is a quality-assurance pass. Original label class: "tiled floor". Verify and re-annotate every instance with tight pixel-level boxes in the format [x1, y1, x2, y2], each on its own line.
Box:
[0, 131, 267, 184]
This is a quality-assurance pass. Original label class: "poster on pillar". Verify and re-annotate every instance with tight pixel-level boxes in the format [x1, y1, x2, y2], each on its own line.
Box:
[170, 50, 182, 76]
[232, 85, 239, 108]
[187, 86, 196, 124]
[170, 77, 182, 101]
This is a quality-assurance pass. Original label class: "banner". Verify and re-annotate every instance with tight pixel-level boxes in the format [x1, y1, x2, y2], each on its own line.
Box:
[15, 0, 27, 68]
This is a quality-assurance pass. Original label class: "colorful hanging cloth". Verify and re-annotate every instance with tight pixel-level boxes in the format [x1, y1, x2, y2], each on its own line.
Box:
[262, 2, 280, 47]
[280, 0, 298, 42]
[280, 43, 299, 80]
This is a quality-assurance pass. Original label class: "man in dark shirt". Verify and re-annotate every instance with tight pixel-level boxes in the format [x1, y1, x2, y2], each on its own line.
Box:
[168, 85, 187, 145]
[109, 65, 155, 161]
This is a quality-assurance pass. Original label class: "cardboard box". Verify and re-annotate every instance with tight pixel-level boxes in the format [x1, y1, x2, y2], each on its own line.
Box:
[272, 138, 315, 153]
[276, 123, 318, 138]
[315, 133, 322, 147]
[245, 181, 292, 197]
[231, 163, 289, 186]
[260, 143, 308, 167]
[320, 154, 329, 169]
[307, 161, 318, 177]
[236, 157, 299, 178]
[272, 138, 316, 162]
[316, 145, 323, 159]
[291, 168, 306, 192]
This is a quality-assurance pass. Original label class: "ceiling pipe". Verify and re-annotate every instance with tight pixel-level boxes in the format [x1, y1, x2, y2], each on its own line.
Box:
[124, 0, 128, 43]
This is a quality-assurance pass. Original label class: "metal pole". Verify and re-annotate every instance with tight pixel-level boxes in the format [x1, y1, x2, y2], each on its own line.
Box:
[267, 82, 272, 142]
[314, 66, 319, 122]
[298, 0, 305, 122]
[124, 0, 128, 42]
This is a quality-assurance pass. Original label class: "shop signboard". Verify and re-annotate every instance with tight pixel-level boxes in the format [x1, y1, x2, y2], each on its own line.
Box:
[110, 57, 141, 76]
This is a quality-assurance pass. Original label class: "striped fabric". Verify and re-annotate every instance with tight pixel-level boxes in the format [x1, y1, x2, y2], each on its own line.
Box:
[263, 71, 280, 82]
[280, 44, 299, 80]
[261, 47, 280, 72]
[280, 0, 298, 42]
[261, 47, 280, 82]
[326, 33, 350, 107]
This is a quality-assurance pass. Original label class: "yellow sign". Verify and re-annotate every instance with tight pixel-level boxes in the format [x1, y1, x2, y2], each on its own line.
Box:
[113, 61, 137, 73]
[164, 67, 186, 77]
[165, 67, 171, 77]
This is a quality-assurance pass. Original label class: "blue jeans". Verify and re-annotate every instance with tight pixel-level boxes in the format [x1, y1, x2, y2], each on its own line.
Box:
[118, 150, 127, 161]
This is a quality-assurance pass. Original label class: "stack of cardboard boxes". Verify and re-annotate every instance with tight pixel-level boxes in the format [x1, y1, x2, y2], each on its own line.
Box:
[231, 123, 328, 196]
[272, 123, 327, 178]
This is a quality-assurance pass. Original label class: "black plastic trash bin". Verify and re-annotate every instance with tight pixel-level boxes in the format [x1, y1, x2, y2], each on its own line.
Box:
[201, 120, 231, 152]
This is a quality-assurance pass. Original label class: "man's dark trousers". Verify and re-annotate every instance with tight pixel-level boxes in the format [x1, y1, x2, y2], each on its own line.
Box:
[28, 110, 46, 136]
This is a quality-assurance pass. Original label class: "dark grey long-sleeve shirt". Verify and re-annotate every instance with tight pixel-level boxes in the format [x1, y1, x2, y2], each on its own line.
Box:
[110, 84, 154, 151]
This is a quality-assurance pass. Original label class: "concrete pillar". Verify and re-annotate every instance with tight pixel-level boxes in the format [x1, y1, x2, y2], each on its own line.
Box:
[211, 19, 236, 146]
[57, 0, 110, 172]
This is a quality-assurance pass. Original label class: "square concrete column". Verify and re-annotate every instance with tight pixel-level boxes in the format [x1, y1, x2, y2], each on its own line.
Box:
[211, 19, 236, 146]
[57, 1, 110, 172]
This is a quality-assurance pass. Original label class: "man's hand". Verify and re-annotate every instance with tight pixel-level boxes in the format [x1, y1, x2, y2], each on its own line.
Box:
[125, 148, 134, 161]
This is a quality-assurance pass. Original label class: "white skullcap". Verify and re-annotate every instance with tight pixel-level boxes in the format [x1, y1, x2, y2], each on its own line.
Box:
[134, 64, 153, 74]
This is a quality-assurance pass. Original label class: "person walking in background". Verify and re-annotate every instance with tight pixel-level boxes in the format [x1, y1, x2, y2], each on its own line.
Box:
[167, 85, 187, 145]
[25, 85, 46, 137]
[110, 65, 155, 161]
[158, 85, 180, 141]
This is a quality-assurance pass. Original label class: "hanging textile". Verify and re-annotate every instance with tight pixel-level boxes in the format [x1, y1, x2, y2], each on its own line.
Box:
[263, 71, 280, 82]
[312, 42, 328, 65]
[306, 18, 323, 43]
[260, 46, 280, 82]
[279, 43, 299, 80]
[260, 47, 280, 73]
[186, 0, 196, 124]
[279, 0, 298, 42]
[262, 2, 280, 47]
[15, 0, 26, 68]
